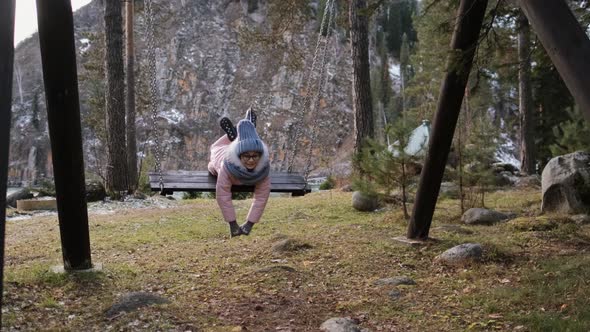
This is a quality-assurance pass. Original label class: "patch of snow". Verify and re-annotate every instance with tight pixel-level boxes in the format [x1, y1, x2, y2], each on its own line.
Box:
[79, 38, 91, 54]
[159, 108, 185, 125]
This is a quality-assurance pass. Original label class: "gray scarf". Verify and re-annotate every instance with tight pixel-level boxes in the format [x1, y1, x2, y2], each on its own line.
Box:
[223, 159, 270, 185]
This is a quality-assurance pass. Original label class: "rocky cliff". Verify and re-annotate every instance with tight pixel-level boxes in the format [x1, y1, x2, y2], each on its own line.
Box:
[9, 0, 356, 186]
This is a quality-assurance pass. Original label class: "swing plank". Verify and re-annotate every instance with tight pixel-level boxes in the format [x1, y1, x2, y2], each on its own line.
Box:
[149, 171, 312, 196]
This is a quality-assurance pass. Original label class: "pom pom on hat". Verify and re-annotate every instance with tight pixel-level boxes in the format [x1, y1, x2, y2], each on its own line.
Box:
[235, 119, 264, 156]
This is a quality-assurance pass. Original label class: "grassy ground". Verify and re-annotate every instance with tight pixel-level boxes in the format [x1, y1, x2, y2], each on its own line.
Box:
[3, 188, 590, 331]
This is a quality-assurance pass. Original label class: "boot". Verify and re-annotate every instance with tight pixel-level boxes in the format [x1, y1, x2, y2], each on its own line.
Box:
[245, 107, 257, 128]
[220, 117, 237, 141]
[240, 221, 255, 235]
[229, 221, 242, 237]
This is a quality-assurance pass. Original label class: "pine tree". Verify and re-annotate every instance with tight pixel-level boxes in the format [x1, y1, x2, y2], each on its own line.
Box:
[550, 106, 590, 155]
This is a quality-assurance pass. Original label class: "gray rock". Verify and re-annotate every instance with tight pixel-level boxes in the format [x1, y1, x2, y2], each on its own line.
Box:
[6, 188, 33, 208]
[272, 239, 312, 253]
[461, 208, 509, 225]
[541, 151, 590, 214]
[435, 243, 483, 265]
[352, 191, 379, 212]
[571, 214, 590, 225]
[320, 317, 362, 332]
[492, 162, 519, 174]
[105, 292, 169, 318]
[373, 276, 416, 286]
[388, 289, 402, 300]
[86, 180, 106, 202]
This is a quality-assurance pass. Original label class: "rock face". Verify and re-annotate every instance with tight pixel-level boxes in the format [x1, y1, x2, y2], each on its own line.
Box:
[541, 151, 590, 214]
[352, 191, 379, 212]
[10, 0, 356, 184]
[461, 208, 509, 225]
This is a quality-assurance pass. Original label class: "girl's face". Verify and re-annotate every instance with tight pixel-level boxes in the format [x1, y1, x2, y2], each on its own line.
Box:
[240, 151, 262, 170]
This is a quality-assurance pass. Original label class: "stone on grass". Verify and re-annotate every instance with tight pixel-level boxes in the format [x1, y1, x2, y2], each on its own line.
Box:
[571, 214, 590, 225]
[352, 191, 379, 212]
[272, 239, 313, 253]
[461, 208, 509, 225]
[434, 243, 483, 265]
[541, 151, 590, 214]
[373, 276, 416, 286]
[388, 289, 402, 300]
[320, 317, 362, 332]
[105, 292, 169, 318]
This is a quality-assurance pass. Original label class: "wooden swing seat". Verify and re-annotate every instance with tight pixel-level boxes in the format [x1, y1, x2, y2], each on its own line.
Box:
[149, 171, 311, 196]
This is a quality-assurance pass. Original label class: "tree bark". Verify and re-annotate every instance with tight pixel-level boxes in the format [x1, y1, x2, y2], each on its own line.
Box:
[519, 0, 590, 122]
[0, 0, 16, 324]
[125, 0, 137, 191]
[407, 0, 488, 240]
[104, 0, 128, 193]
[349, 0, 374, 156]
[518, 12, 535, 174]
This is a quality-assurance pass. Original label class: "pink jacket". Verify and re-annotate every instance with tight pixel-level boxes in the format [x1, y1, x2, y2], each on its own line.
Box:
[207, 135, 271, 223]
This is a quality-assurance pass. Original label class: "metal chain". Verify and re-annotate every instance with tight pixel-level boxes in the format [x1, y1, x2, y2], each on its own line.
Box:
[144, 0, 164, 191]
[286, 0, 335, 173]
[302, 0, 335, 181]
[287, 0, 336, 176]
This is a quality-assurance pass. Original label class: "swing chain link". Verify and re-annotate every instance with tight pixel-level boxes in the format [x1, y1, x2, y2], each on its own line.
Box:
[303, 1, 335, 181]
[287, 0, 336, 181]
[145, 0, 164, 191]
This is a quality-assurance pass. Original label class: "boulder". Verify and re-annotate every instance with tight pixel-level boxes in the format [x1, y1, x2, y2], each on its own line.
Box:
[86, 180, 106, 202]
[434, 243, 483, 265]
[104, 292, 169, 318]
[541, 151, 590, 214]
[461, 208, 509, 225]
[272, 238, 312, 253]
[492, 162, 519, 174]
[352, 191, 379, 212]
[6, 188, 33, 208]
[320, 318, 362, 332]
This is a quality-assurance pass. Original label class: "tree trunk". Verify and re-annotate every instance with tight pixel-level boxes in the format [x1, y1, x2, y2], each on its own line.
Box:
[1, 0, 16, 323]
[407, 0, 488, 240]
[349, 0, 374, 156]
[104, 0, 128, 193]
[125, 0, 137, 191]
[519, 0, 590, 122]
[36, 0, 92, 270]
[518, 11, 535, 174]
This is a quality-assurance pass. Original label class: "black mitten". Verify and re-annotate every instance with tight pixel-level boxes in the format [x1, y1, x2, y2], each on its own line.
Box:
[229, 221, 242, 237]
[240, 221, 255, 235]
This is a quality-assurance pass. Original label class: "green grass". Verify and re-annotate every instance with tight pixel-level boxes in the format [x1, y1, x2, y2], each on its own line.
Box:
[3, 188, 590, 331]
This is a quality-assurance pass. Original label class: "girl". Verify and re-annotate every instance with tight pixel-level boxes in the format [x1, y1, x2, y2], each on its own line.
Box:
[207, 110, 271, 237]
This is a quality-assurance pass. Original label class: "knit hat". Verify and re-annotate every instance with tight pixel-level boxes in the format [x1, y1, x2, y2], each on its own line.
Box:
[235, 119, 264, 156]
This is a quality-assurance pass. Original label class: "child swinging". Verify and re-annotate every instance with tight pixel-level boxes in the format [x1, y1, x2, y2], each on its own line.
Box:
[207, 109, 271, 237]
